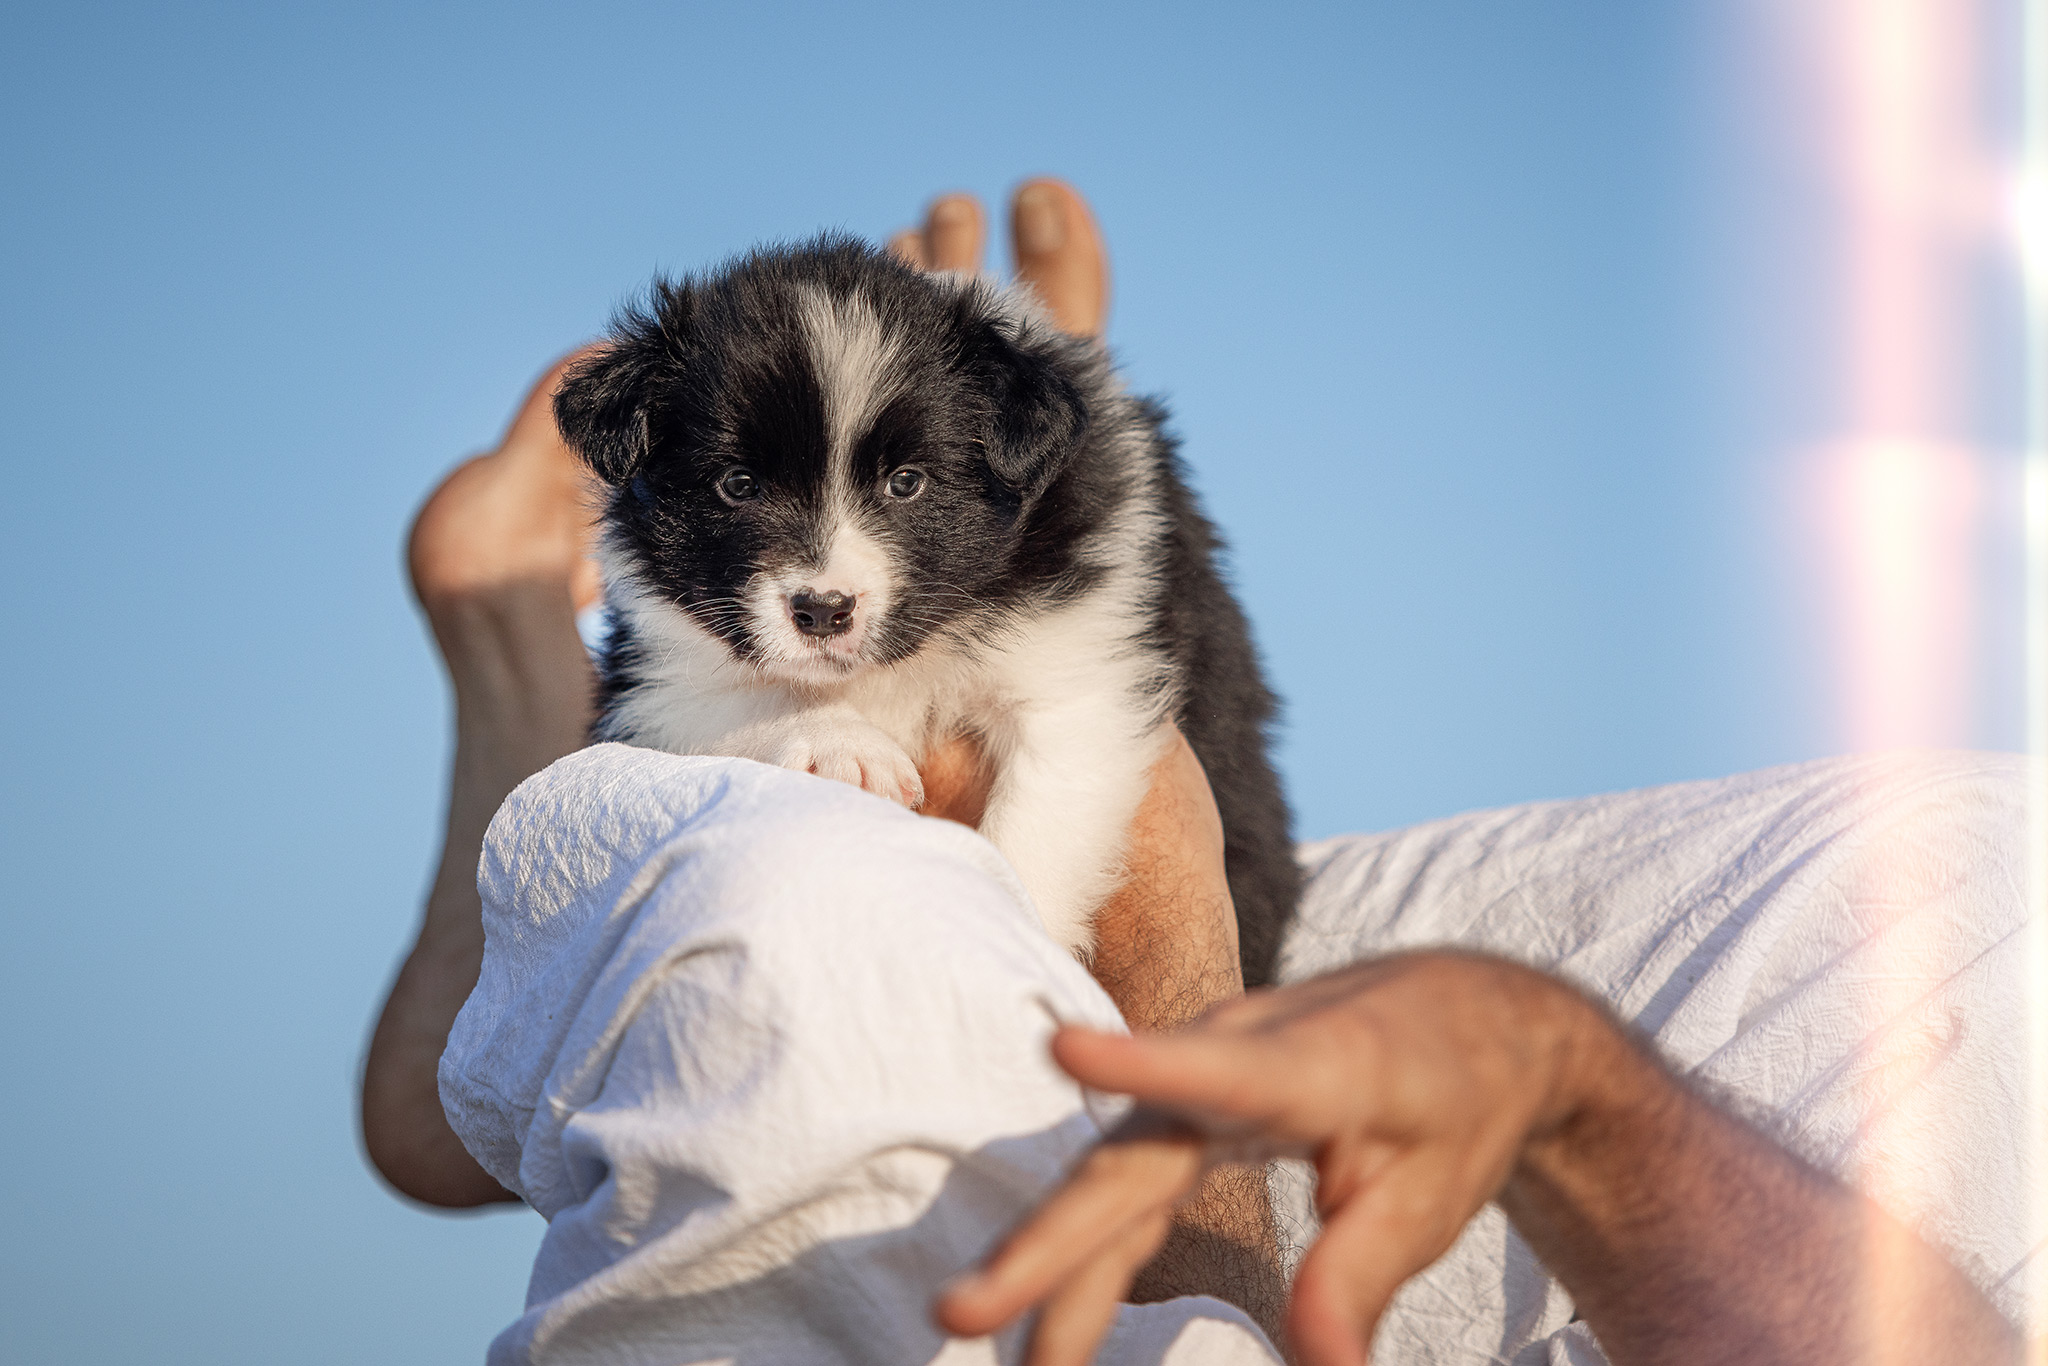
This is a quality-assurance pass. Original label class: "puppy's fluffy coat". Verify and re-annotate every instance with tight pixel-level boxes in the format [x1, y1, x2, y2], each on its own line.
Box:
[556, 237, 1297, 985]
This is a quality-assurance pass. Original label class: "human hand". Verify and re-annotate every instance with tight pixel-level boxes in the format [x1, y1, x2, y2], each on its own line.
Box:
[934, 952, 1599, 1366]
[920, 725, 1240, 1024]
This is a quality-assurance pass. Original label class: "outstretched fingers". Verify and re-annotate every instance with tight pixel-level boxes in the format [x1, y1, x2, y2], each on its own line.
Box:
[935, 1127, 1204, 1340]
[1025, 1207, 1176, 1366]
[1048, 1026, 1304, 1149]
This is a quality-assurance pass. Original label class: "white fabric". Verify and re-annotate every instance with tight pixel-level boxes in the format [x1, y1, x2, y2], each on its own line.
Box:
[441, 743, 1279, 1366]
[444, 745, 2035, 1365]
[1281, 749, 2036, 1362]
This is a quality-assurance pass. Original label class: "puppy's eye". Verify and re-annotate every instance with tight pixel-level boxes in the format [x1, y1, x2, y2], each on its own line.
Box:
[885, 468, 925, 500]
[719, 468, 759, 503]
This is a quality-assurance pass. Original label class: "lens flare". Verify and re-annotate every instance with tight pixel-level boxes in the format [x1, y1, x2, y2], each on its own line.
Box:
[1814, 0, 1989, 757]
[2023, 0, 2048, 1348]
[1760, 0, 2035, 1347]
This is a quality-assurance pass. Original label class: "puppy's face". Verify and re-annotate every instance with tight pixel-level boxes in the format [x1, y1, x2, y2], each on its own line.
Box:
[556, 239, 1089, 687]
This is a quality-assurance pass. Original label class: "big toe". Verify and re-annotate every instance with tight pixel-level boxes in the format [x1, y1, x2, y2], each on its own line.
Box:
[1009, 178, 1109, 338]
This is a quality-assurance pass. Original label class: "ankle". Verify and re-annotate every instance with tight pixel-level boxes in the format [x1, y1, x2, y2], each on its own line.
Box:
[427, 580, 595, 729]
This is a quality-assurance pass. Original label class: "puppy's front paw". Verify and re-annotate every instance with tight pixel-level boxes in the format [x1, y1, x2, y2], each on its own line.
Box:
[751, 715, 925, 809]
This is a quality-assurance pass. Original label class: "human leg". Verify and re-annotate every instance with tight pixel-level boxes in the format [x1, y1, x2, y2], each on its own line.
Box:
[363, 352, 600, 1207]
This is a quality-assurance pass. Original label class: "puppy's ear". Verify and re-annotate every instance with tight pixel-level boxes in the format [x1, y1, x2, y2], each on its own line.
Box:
[554, 287, 687, 485]
[973, 320, 1090, 501]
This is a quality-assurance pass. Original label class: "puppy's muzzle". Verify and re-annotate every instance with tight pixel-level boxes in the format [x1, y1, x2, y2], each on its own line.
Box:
[789, 589, 856, 638]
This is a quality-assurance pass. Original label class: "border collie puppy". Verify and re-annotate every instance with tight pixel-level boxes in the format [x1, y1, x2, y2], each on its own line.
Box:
[554, 236, 1297, 986]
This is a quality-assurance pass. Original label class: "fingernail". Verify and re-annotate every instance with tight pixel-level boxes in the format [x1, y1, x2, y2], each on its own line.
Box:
[1014, 185, 1066, 254]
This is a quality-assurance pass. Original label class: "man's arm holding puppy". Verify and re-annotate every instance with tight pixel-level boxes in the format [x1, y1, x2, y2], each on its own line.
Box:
[937, 954, 2022, 1366]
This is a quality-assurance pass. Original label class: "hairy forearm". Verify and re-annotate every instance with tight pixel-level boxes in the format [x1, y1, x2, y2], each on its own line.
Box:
[361, 580, 594, 1207]
[1501, 999, 2019, 1365]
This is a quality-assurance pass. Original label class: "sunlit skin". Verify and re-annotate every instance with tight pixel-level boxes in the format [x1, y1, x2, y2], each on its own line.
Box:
[361, 180, 1282, 1336]
[934, 952, 2022, 1366]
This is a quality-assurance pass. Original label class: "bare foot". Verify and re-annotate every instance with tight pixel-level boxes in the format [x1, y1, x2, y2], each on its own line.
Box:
[408, 351, 603, 624]
[366, 352, 605, 1208]
[890, 180, 1111, 339]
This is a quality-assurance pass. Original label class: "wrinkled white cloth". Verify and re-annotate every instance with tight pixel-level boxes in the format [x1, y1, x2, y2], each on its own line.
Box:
[441, 743, 1279, 1366]
[443, 745, 2035, 1365]
[1280, 749, 2036, 1362]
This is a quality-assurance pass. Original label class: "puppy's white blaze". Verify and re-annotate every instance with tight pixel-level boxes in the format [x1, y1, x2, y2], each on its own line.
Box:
[795, 287, 898, 462]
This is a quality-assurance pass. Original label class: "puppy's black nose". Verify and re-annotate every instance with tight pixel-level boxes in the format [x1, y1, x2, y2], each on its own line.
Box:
[789, 589, 856, 637]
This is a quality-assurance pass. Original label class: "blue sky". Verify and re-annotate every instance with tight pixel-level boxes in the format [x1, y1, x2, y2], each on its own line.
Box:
[0, 3, 2028, 1362]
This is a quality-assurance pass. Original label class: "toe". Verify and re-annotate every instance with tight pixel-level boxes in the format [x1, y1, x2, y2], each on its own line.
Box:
[923, 193, 986, 274]
[888, 228, 930, 269]
[1009, 178, 1109, 338]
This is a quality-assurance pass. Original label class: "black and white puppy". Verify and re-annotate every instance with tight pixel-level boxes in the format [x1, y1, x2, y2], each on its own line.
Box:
[554, 236, 1297, 986]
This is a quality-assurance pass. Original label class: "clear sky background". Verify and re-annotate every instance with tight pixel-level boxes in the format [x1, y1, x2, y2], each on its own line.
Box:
[0, 2, 2028, 1362]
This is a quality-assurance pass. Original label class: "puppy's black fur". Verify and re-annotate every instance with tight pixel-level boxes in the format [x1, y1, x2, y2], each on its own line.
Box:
[556, 236, 1297, 986]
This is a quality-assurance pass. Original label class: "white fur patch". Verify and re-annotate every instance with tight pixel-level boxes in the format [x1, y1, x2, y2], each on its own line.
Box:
[709, 287, 909, 685]
[808, 517, 893, 612]
[735, 516, 898, 684]
[796, 287, 897, 461]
